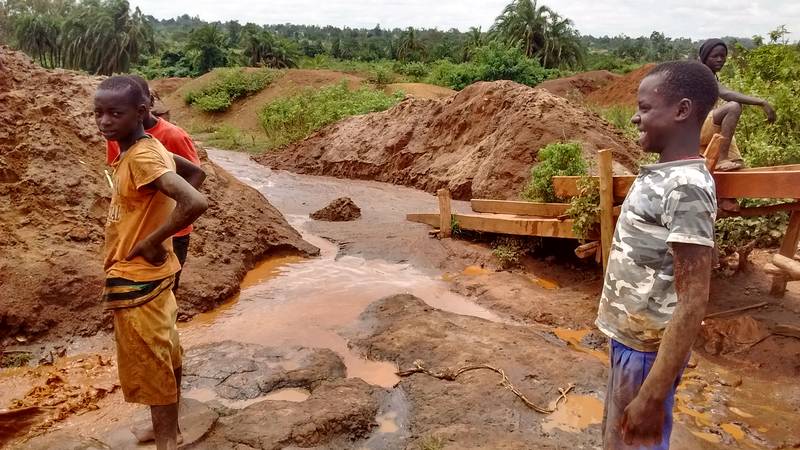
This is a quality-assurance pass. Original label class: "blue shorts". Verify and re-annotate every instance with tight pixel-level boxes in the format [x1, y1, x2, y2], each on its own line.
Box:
[602, 340, 685, 450]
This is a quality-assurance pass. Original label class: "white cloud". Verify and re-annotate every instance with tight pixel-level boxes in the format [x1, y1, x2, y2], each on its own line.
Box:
[129, 0, 799, 39]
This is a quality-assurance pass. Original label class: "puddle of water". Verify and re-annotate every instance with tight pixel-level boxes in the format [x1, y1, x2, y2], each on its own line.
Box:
[541, 394, 603, 433]
[180, 252, 501, 389]
[376, 411, 399, 433]
[462, 265, 490, 276]
[691, 430, 722, 444]
[553, 328, 608, 365]
[530, 276, 560, 290]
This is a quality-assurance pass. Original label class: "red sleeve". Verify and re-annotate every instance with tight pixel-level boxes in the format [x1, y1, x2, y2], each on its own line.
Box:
[161, 127, 201, 165]
[106, 140, 121, 165]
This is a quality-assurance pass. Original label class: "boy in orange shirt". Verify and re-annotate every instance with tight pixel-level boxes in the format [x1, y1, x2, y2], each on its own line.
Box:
[107, 75, 201, 292]
[96, 76, 208, 450]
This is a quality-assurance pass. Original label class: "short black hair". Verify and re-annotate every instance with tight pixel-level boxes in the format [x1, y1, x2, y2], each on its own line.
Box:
[97, 76, 144, 108]
[645, 60, 719, 125]
[127, 74, 152, 104]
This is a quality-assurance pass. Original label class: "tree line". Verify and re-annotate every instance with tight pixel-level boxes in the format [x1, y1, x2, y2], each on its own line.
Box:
[0, 0, 783, 77]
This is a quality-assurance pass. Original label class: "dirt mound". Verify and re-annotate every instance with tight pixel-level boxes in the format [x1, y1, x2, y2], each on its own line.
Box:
[537, 70, 619, 100]
[310, 197, 362, 222]
[256, 80, 642, 200]
[148, 76, 189, 97]
[166, 68, 365, 133]
[385, 82, 456, 99]
[0, 46, 317, 343]
[586, 63, 655, 107]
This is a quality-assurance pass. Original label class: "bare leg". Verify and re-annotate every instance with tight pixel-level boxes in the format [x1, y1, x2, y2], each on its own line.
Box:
[132, 367, 183, 444]
[713, 102, 743, 170]
[150, 402, 178, 450]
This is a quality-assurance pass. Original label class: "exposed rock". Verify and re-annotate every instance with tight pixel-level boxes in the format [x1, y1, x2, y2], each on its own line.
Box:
[182, 341, 346, 400]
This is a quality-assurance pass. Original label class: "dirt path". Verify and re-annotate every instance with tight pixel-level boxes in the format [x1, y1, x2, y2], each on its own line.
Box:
[4, 149, 799, 449]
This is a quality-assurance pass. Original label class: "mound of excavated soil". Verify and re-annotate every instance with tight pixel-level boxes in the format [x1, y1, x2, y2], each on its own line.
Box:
[256, 80, 642, 200]
[166, 68, 365, 133]
[585, 63, 655, 107]
[537, 70, 619, 100]
[310, 197, 362, 222]
[0, 47, 317, 343]
[148, 77, 190, 97]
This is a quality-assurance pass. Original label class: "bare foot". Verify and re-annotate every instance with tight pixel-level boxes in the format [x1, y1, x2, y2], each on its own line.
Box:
[131, 423, 183, 444]
[716, 160, 744, 172]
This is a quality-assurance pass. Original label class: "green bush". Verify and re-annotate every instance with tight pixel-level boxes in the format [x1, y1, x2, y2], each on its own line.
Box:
[715, 199, 790, 253]
[185, 68, 278, 112]
[258, 81, 403, 149]
[398, 61, 430, 81]
[368, 66, 394, 86]
[425, 43, 556, 90]
[722, 44, 800, 167]
[521, 142, 588, 202]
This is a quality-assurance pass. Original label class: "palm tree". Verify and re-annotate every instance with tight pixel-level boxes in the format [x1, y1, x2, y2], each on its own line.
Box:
[490, 0, 551, 58]
[462, 26, 484, 61]
[186, 24, 228, 74]
[397, 27, 426, 62]
[490, 0, 585, 69]
[14, 13, 61, 67]
[243, 30, 297, 68]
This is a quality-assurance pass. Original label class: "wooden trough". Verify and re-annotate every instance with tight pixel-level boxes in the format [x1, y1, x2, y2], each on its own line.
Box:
[407, 138, 800, 297]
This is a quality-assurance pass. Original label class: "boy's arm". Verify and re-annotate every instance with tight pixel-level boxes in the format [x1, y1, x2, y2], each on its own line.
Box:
[718, 82, 776, 123]
[174, 154, 206, 190]
[620, 243, 712, 445]
[126, 172, 208, 264]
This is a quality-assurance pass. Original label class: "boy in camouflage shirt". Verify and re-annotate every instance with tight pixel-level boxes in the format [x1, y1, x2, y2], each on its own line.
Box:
[596, 61, 718, 449]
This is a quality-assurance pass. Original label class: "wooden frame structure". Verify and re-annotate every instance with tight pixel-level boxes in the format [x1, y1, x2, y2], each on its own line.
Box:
[407, 142, 800, 297]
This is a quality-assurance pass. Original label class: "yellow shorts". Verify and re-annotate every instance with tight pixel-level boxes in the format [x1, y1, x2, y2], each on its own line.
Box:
[113, 286, 183, 405]
[700, 112, 743, 163]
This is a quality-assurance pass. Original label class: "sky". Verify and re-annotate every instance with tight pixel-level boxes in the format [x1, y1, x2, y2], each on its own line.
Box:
[128, 0, 798, 40]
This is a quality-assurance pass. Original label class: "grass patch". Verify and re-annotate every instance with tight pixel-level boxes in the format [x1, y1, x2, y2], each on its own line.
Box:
[418, 436, 445, 450]
[190, 123, 270, 153]
[594, 104, 638, 141]
[258, 81, 403, 150]
[1, 351, 32, 368]
[185, 68, 280, 112]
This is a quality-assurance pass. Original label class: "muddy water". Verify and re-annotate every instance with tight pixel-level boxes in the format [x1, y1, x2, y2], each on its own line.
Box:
[191, 150, 501, 389]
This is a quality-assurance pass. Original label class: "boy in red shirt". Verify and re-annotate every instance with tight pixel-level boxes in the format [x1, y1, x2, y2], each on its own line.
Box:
[107, 76, 201, 292]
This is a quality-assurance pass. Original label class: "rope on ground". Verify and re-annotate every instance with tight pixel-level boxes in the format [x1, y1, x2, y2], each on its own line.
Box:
[397, 359, 574, 414]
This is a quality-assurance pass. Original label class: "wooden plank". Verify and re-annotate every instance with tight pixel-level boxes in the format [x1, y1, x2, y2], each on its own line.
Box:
[554, 171, 800, 200]
[598, 150, 614, 274]
[438, 188, 452, 238]
[773, 254, 800, 281]
[739, 164, 800, 172]
[407, 212, 589, 239]
[407, 213, 439, 227]
[771, 210, 800, 296]
[470, 199, 570, 217]
[722, 201, 800, 218]
[575, 241, 599, 259]
[455, 213, 585, 239]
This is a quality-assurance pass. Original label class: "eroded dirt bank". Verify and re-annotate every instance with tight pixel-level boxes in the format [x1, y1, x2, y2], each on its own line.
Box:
[0, 47, 317, 343]
[255, 80, 643, 200]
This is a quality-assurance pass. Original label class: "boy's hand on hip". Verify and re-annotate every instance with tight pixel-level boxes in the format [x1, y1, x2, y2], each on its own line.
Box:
[127, 237, 168, 266]
[621, 393, 665, 446]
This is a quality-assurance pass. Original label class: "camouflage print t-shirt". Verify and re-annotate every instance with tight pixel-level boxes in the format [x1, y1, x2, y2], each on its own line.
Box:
[595, 159, 716, 352]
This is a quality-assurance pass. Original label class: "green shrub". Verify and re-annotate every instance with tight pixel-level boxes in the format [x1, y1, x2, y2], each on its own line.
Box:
[566, 176, 601, 240]
[368, 66, 394, 86]
[185, 68, 278, 112]
[722, 44, 800, 167]
[425, 43, 556, 90]
[715, 199, 790, 253]
[398, 61, 430, 81]
[258, 81, 403, 149]
[521, 142, 588, 202]
[594, 104, 638, 141]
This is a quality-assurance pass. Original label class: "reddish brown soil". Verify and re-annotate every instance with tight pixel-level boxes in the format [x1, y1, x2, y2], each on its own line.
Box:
[148, 77, 190, 97]
[0, 47, 317, 343]
[586, 63, 655, 107]
[384, 82, 456, 99]
[537, 70, 619, 100]
[256, 80, 643, 200]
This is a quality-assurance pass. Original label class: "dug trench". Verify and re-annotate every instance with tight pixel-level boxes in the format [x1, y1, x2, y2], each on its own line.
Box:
[4, 150, 799, 449]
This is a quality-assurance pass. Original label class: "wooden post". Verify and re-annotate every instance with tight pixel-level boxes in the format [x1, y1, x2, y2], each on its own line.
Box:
[771, 209, 800, 296]
[598, 150, 614, 274]
[438, 188, 452, 238]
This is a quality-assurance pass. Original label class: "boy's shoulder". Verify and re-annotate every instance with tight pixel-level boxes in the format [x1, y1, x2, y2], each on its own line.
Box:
[640, 160, 715, 194]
